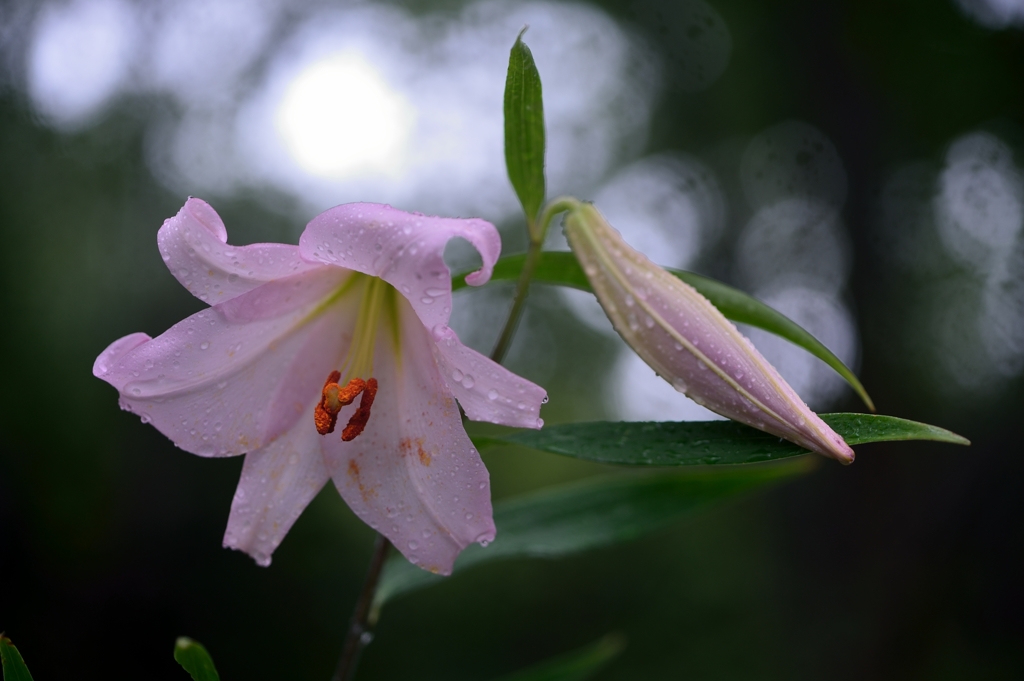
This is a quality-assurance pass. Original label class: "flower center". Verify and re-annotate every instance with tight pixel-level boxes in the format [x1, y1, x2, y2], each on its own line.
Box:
[313, 275, 398, 441]
[315, 372, 379, 440]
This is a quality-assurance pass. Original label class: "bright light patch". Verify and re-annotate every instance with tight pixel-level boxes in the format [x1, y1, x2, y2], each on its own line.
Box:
[27, 0, 138, 128]
[275, 53, 414, 178]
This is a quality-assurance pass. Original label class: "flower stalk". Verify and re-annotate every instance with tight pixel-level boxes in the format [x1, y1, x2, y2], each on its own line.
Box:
[490, 197, 583, 364]
[333, 533, 391, 681]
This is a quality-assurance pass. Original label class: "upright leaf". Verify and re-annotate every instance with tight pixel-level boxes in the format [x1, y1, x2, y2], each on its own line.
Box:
[489, 413, 969, 466]
[491, 634, 625, 681]
[504, 29, 546, 226]
[374, 459, 811, 606]
[0, 636, 34, 681]
[174, 638, 220, 681]
[455, 251, 873, 410]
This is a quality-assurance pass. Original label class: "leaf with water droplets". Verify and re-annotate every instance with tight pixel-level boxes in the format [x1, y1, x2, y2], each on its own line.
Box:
[479, 413, 968, 467]
[455, 251, 874, 410]
[374, 458, 811, 606]
[489, 634, 625, 681]
[174, 637, 220, 681]
[504, 29, 546, 227]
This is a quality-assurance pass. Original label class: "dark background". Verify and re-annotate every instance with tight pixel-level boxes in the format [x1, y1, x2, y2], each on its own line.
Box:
[2, 0, 1022, 679]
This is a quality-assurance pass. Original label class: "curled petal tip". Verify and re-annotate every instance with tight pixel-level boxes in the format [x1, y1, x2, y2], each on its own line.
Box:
[93, 332, 151, 380]
[182, 197, 228, 242]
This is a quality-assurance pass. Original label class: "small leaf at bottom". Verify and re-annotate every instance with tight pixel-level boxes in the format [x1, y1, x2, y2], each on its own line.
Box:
[0, 636, 35, 681]
[174, 638, 220, 681]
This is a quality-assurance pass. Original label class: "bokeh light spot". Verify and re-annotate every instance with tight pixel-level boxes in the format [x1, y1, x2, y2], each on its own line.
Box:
[27, 0, 138, 128]
[275, 53, 415, 179]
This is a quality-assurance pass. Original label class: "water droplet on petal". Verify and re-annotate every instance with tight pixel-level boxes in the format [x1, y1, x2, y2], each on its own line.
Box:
[200, 341, 210, 350]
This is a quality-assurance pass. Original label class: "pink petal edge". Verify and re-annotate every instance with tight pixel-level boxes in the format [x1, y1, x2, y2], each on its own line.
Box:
[223, 421, 331, 566]
[159, 198, 322, 305]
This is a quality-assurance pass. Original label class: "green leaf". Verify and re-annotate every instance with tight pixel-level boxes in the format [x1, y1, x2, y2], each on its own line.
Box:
[491, 634, 625, 681]
[0, 635, 35, 681]
[821, 412, 969, 446]
[488, 413, 969, 467]
[504, 29, 546, 225]
[455, 251, 874, 410]
[174, 638, 220, 681]
[374, 458, 812, 606]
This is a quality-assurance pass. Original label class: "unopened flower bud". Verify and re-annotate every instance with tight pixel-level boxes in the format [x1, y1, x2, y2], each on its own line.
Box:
[563, 202, 854, 464]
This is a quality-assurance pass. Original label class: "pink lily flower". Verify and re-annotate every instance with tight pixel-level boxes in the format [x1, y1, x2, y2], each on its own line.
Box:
[562, 201, 854, 464]
[93, 199, 547, 574]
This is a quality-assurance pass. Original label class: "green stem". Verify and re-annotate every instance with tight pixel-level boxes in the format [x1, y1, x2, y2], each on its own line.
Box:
[490, 241, 542, 364]
[332, 534, 391, 681]
[489, 197, 581, 364]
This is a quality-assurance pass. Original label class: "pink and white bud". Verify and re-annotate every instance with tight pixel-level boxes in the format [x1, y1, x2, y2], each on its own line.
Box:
[563, 202, 855, 464]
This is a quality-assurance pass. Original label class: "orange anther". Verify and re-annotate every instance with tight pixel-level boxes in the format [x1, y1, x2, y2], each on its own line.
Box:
[314, 371, 366, 435]
[342, 377, 378, 441]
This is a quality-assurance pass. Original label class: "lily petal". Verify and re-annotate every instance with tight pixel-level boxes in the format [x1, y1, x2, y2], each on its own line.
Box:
[223, 419, 331, 566]
[96, 268, 352, 457]
[431, 326, 546, 429]
[159, 198, 323, 305]
[322, 300, 495, 575]
[298, 203, 501, 332]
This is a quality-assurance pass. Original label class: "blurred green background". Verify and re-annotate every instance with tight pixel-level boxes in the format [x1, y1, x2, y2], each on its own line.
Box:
[1, 0, 1023, 679]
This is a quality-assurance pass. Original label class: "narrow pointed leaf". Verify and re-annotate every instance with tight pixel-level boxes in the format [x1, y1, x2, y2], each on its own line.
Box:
[0, 636, 35, 681]
[455, 251, 873, 410]
[504, 29, 546, 225]
[487, 413, 968, 466]
[491, 634, 625, 681]
[374, 458, 812, 606]
[174, 638, 220, 681]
